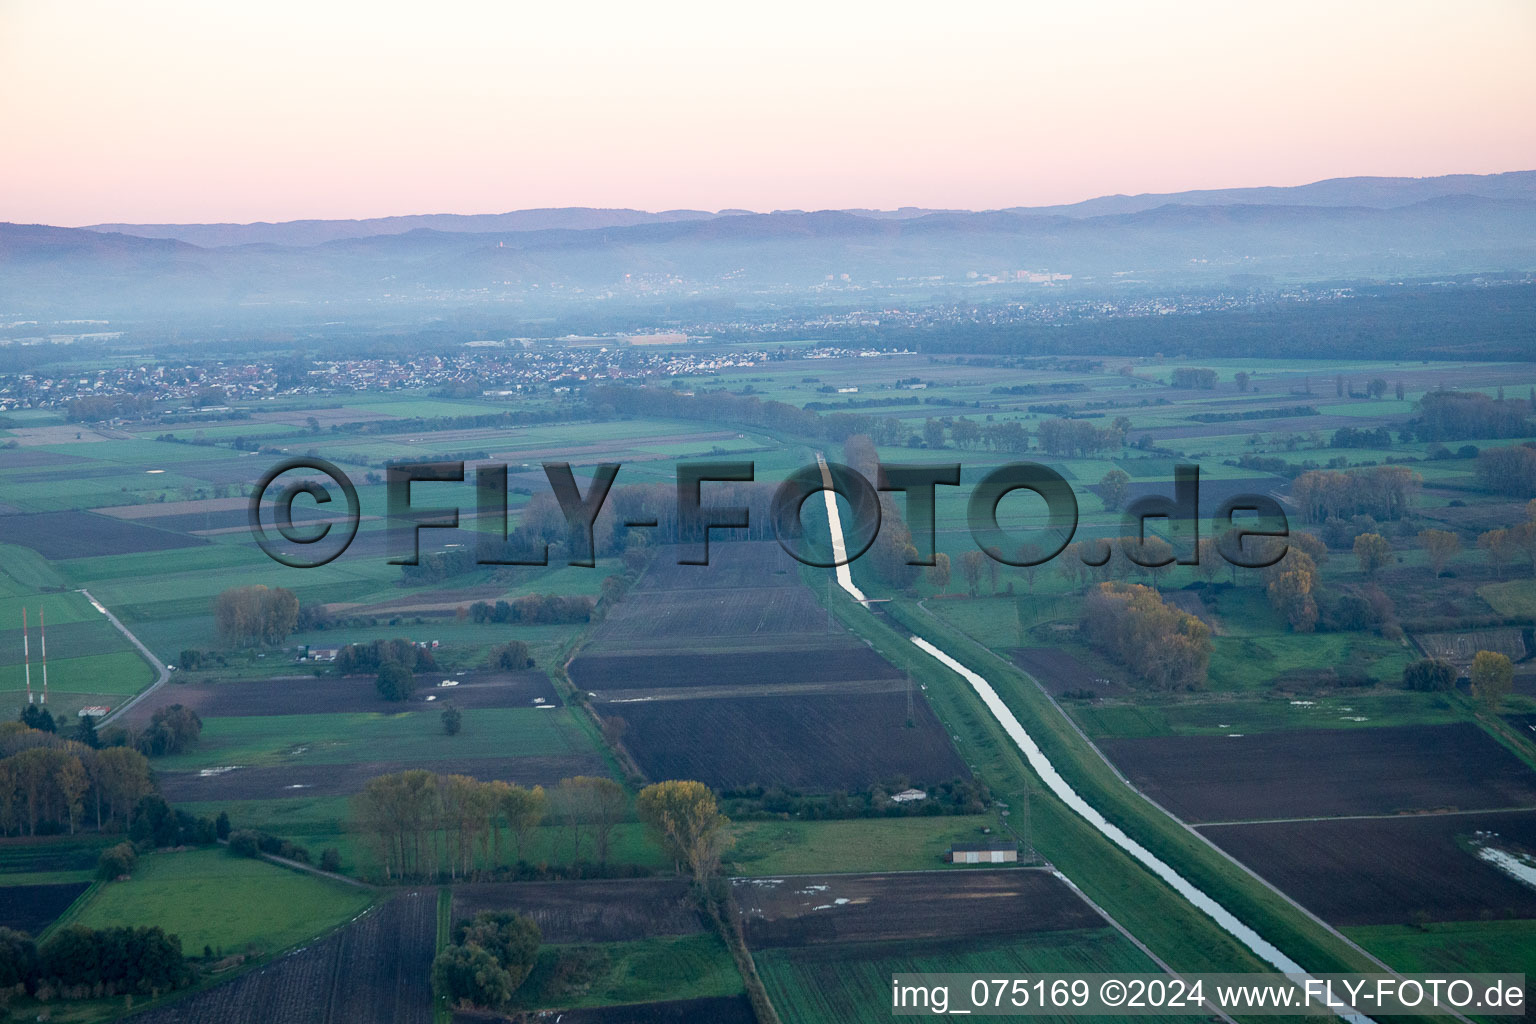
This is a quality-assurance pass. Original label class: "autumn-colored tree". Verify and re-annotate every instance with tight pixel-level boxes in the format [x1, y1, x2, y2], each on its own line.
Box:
[1479, 528, 1517, 578]
[1080, 582, 1211, 690]
[1512, 521, 1536, 575]
[57, 755, 89, 834]
[1265, 550, 1319, 633]
[90, 747, 153, 830]
[1015, 542, 1044, 588]
[960, 550, 986, 596]
[353, 769, 441, 879]
[1098, 469, 1131, 512]
[560, 776, 627, 864]
[1056, 543, 1088, 589]
[501, 784, 547, 863]
[1133, 536, 1175, 589]
[437, 773, 487, 880]
[1417, 529, 1461, 577]
[1353, 532, 1392, 576]
[636, 780, 733, 881]
[926, 552, 951, 592]
[1470, 650, 1514, 713]
[1289, 530, 1329, 566]
[1191, 537, 1223, 585]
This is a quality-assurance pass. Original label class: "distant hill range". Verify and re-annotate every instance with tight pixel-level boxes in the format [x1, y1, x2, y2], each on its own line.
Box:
[77, 171, 1536, 247]
[3, 171, 1534, 316]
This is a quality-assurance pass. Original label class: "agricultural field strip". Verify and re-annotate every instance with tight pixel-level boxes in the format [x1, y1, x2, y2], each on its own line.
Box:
[947, 610, 1443, 977]
[1193, 805, 1536, 828]
[122, 889, 434, 1024]
[1198, 811, 1536, 928]
[736, 869, 1107, 947]
[817, 453, 1380, 1024]
[1096, 724, 1536, 824]
[572, 540, 970, 791]
[451, 878, 704, 943]
[594, 678, 907, 703]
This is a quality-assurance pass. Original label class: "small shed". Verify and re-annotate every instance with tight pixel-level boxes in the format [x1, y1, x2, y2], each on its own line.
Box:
[945, 841, 1018, 865]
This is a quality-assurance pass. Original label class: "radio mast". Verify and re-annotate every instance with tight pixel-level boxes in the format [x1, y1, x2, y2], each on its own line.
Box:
[39, 608, 48, 706]
[22, 608, 32, 705]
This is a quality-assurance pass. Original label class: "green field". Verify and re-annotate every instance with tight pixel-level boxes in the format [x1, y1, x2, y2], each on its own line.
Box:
[69, 848, 374, 956]
[1069, 690, 1464, 739]
[1479, 580, 1536, 619]
[756, 929, 1180, 1024]
[154, 706, 595, 771]
[1345, 919, 1536, 977]
[727, 816, 1004, 875]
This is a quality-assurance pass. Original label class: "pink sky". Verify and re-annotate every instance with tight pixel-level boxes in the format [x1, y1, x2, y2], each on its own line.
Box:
[2, 0, 1534, 225]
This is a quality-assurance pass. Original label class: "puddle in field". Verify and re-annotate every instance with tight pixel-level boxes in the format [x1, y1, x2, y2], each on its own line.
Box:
[1476, 844, 1536, 889]
[199, 765, 241, 776]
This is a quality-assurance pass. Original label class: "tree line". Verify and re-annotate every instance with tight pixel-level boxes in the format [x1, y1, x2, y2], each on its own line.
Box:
[213, 585, 299, 648]
[1476, 444, 1536, 498]
[1291, 466, 1421, 524]
[334, 637, 438, 676]
[1412, 390, 1533, 442]
[0, 924, 192, 1005]
[467, 594, 594, 625]
[0, 724, 156, 836]
[1080, 582, 1212, 690]
[351, 772, 733, 885]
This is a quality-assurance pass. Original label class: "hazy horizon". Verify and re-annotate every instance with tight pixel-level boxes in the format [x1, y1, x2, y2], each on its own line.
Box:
[29, 166, 1524, 229]
[3, 0, 1534, 226]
